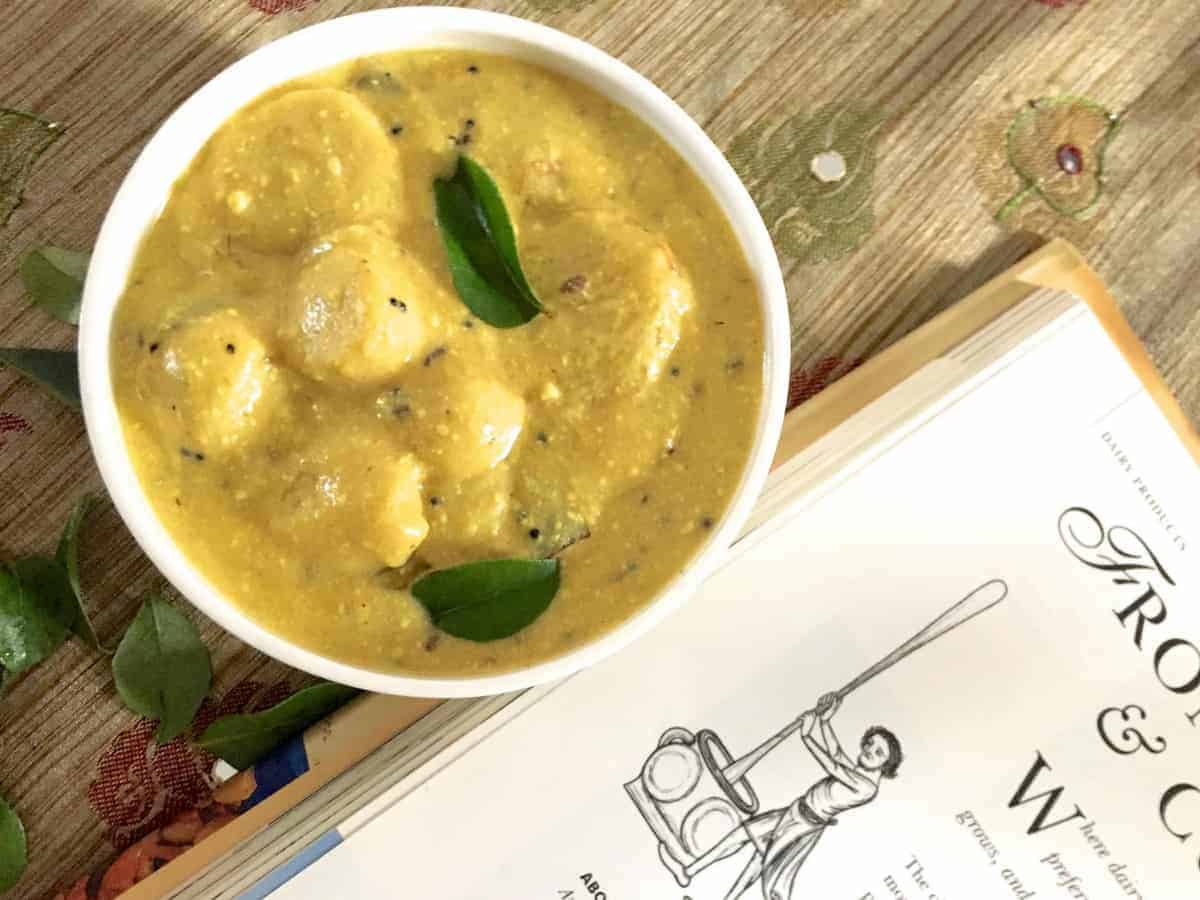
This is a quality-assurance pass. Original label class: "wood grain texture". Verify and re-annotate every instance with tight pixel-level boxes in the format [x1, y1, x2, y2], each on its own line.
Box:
[1, 0, 1198, 896]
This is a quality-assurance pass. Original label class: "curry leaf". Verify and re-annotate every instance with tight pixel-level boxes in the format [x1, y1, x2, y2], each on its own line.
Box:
[196, 682, 359, 770]
[20, 246, 89, 324]
[0, 348, 79, 409]
[55, 493, 104, 649]
[10, 557, 75, 630]
[434, 155, 543, 328]
[0, 797, 26, 894]
[0, 561, 69, 674]
[112, 596, 212, 743]
[411, 558, 560, 642]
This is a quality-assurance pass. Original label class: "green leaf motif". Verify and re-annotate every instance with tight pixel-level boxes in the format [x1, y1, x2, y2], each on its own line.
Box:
[996, 95, 1121, 222]
[412, 558, 561, 642]
[21, 246, 90, 325]
[112, 596, 212, 743]
[197, 682, 359, 770]
[0, 797, 26, 894]
[728, 105, 884, 266]
[0, 561, 69, 674]
[0, 348, 80, 409]
[0, 109, 61, 229]
[434, 156, 543, 328]
[56, 494, 105, 649]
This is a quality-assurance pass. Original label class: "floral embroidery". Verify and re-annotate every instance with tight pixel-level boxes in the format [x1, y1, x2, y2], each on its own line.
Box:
[88, 680, 293, 849]
[729, 105, 884, 265]
[787, 356, 863, 410]
[55, 799, 243, 900]
[0, 109, 61, 228]
[995, 96, 1121, 222]
[249, 0, 316, 13]
[0, 412, 32, 450]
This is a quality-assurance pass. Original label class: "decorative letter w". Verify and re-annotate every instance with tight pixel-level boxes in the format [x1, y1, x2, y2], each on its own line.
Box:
[1008, 752, 1086, 835]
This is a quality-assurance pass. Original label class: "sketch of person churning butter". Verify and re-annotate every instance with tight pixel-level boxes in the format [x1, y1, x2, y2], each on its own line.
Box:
[623, 578, 1009, 900]
[658, 692, 902, 898]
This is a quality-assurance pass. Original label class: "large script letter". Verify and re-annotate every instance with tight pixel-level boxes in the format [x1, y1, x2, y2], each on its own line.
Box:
[1009, 752, 1086, 835]
[1058, 507, 1175, 588]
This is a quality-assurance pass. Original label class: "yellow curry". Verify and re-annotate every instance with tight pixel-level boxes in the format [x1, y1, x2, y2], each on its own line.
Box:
[111, 50, 764, 675]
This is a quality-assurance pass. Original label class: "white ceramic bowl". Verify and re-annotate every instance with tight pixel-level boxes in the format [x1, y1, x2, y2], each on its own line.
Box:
[79, 8, 790, 698]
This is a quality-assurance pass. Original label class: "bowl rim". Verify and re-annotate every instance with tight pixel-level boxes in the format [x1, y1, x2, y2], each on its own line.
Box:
[78, 6, 790, 698]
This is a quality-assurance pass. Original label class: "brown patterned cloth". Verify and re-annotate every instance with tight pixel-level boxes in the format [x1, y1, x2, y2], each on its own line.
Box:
[2, 1, 1199, 897]
[54, 773, 253, 900]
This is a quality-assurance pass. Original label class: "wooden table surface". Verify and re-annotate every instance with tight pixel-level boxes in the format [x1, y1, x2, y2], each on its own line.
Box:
[2, 0, 1199, 896]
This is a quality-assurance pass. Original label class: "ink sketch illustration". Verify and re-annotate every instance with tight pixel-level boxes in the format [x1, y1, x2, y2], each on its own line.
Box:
[624, 578, 1009, 899]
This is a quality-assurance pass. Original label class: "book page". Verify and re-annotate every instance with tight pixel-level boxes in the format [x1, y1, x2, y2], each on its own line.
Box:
[275, 301, 1200, 899]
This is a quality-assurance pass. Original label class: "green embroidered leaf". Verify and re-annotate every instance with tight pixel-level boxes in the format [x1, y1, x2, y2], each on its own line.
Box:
[112, 596, 212, 743]
[0, 561, 69, 675]
[20, 246, 90, 324]
[998, 96, 1120, 222]
[434, 156, 543, 328]
[411, 558, 560, 642]
[0, 110, 61, 228]
[196, 682, 360, 770]
[55, 493, 105, 649]
[0, 797, 26, 894]
[727, 105, 884, 266]
[0, 348, 80, 409]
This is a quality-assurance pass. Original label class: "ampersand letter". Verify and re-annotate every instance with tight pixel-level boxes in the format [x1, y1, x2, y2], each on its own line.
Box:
[1096, 704, 1168, 756]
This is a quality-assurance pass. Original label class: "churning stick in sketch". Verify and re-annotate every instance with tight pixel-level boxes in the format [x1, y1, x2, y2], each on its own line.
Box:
[624, 578, 1009, 900]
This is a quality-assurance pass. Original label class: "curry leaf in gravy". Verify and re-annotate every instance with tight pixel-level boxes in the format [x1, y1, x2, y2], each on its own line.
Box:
[0, 561, 70, 674]
[112, 595, 212, 743]
[411, 558, 560, 642]
[0, 797, 26, 894]
[0, 348, 80, 409]
[56, 493, 106, 650]
[196, 681, 360, 770]
[433, 156, 543, 328]
[20, 246, 89, 325]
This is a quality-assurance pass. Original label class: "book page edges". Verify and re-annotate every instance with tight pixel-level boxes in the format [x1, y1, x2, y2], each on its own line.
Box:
[771, 238, 1200, 469]
[1024, 241, 1200, 466]
[119, 696, 438, 900]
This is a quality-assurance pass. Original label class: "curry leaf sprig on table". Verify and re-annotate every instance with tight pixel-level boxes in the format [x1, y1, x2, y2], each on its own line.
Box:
[434, 155, 544, 328]
[411, 557, 561, 642]
[0, 348, 80, 409]
[0, 499, 217, 745]
[0, 496, 105, 891]
[0, 546, 353, 892]
[0, 494, 352, 754]
[0, 244, 88, 409]
[197, 682, 360, 770]
[112, 595, 213, 744]
[0, 563, 70, 676]
[0, 796, 26, 895]
[56, 494, 104, 647]
[20, 246, 90, 325]
[0, 494, 104, 677]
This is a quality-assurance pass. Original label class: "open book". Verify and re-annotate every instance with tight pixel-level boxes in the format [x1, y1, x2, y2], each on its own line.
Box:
[141, 240, 1200, 898]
